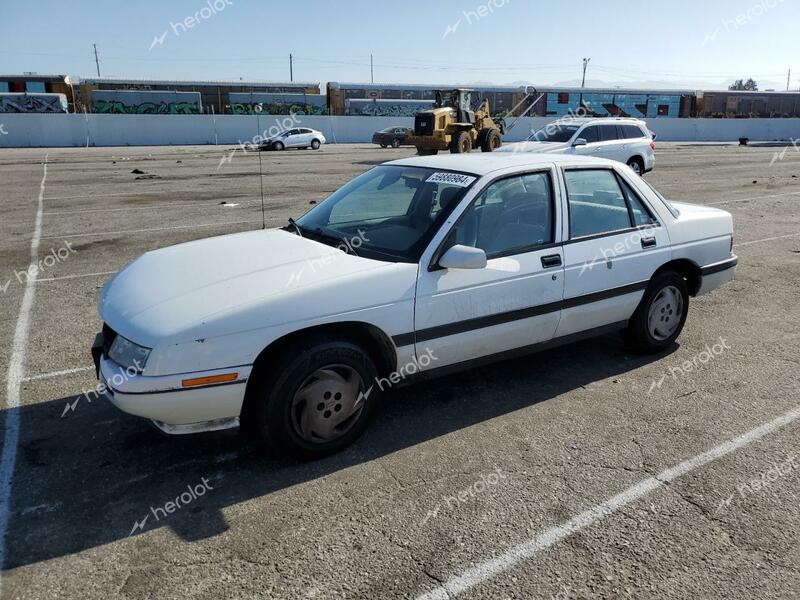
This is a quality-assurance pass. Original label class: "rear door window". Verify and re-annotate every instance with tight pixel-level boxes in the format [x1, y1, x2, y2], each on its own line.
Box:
[565, 169, 632, 238]
[598, 125, 619, 142]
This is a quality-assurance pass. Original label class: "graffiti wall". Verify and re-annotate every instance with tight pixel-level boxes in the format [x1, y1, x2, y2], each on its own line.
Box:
[0, 93, 68, 113]
[345, 98, 434, 117]
[90, 90, 202, 114]
[226, 92, 327, 115]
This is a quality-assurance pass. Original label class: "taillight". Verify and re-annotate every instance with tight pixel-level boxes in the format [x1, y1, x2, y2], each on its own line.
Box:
[650, 141, 656, 151]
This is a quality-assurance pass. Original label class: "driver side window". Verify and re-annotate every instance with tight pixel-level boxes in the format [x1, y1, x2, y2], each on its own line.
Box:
[449, 172, 554, 258]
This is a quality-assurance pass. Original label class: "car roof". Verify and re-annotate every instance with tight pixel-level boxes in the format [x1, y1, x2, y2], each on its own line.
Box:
[551, 117, 646, 126]
[386, 153, 619, 177]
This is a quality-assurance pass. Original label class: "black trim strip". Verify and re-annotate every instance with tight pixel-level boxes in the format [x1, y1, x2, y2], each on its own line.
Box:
[701, 257, 738, 276]
[391, 280, 648, 347]
[562, 280, 648, 309]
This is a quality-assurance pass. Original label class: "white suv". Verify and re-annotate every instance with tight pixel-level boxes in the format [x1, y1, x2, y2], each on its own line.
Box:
[498, 117, 656, 175]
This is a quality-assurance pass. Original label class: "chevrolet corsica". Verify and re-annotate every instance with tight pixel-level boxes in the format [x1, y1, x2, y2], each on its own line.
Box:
[93, 153, 737, 458]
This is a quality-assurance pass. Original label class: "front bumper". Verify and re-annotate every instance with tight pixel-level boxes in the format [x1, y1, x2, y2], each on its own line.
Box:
[92, 334, 251, 433]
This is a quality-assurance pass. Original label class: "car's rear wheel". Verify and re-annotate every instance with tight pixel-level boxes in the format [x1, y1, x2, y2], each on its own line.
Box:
[627, 157, 644, 176]
[625, 271, 689, 353]
[243, 337, 380, 459]
[391, 138, 401, 148]
[311, 139, 321, 150]
[450, 131, 472, 154]
[273, 141, 285, 151]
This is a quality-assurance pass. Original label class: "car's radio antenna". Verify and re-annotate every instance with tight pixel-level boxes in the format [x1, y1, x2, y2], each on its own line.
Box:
[255, 106, 267, 230]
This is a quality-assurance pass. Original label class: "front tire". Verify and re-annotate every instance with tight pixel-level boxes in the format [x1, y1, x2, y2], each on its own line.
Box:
[479, 128, 502, 152]
[273, 141, 285, 151]
[625, 271, 689, 353]
[243, 337, 381, 459]
[391, 138, 401, 148]
[450, 131, 472, 154]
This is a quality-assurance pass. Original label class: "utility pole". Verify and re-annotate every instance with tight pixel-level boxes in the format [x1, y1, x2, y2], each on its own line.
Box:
[787, 69, 791, 91]
[289, 53, 293, 82]
[370, 54, 374, 84]
[93, 43, 101, 77]
[581, 57, 591, 89]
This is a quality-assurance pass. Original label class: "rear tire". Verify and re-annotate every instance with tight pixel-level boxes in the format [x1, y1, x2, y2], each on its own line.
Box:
[480, 128, 502, 152]
[450, 131, 472, 154]
[627, 157, 644, 176]
[391, 138, 401, 148]
[243, 336, 381, 459]
[311, 139, 321, 150]
[624, 271, 689, 353]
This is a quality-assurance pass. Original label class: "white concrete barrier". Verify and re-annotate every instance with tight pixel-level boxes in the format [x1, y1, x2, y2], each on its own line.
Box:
[1, 113, 800, 148]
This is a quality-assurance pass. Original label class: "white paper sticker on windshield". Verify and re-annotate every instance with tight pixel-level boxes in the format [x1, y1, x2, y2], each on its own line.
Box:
[426, 172, 476, 187]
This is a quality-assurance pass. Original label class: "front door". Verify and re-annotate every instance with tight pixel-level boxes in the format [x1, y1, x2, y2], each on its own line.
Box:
[414, 170, 565, 369]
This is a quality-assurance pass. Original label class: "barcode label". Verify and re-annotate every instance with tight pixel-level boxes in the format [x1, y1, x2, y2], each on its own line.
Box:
[426, 172, 477, 187]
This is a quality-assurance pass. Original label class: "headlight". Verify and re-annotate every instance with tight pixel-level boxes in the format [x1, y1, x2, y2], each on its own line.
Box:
[108, 335, 150, 373]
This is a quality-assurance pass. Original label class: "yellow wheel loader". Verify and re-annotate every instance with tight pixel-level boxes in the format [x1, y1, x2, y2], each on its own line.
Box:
[407, 89, 504, 155]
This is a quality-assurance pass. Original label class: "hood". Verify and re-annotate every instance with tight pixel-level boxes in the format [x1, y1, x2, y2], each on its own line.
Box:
[99, 229, 398, 347]
[496, 141, 571, 154]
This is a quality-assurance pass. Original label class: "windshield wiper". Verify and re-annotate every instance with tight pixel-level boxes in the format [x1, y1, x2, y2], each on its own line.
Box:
[309, 227, 360, 256]
[286, 217, 303, 237]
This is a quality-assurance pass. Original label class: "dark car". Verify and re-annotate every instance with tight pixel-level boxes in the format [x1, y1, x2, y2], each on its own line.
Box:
[372, 127, 410, 148]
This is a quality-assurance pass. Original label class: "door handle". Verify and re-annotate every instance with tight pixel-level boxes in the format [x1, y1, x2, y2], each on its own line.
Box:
[541, 254, 562, 268]
[641, 237, 657, 248]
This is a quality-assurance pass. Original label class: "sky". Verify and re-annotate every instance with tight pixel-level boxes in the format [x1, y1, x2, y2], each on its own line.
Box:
[1, 0, 798, 91]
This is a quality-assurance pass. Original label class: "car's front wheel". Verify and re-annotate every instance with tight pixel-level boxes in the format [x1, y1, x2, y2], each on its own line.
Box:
[391, 138, 401, 148]
[273, 141, 285, 151]
[625, 271, 689, 353]
[244, 337, 380, 459]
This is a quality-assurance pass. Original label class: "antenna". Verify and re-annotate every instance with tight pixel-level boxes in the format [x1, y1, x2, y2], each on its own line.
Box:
[255, 107, 266, 230]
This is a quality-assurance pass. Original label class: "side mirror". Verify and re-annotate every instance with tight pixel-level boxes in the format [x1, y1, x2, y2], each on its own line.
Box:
[572, 138, 588, 147]
[438, 245, 487, 270]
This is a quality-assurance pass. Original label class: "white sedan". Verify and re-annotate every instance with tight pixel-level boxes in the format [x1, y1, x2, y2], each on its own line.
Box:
[93, 153, 737, 458]
[261, 127, 326, 151]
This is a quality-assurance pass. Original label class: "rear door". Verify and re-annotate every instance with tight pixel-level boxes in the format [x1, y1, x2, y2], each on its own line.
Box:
[556, 166, 670, 337]
[594, 124, 626, 163]
[414, 169, 565, 369]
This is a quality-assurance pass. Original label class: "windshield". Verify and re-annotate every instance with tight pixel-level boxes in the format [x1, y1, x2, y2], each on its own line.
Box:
[295, 165, 478, 262]
[528, 124, 580, 143]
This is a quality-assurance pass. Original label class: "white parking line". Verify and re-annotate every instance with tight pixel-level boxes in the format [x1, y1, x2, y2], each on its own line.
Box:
[36, 270, 117, 283]
[0, 155, 48, 596]
[734, 232, 800, 247]
[415, 403, 800, 600]
[21, 366, 93, 382]
[39, 219, 266, 240]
